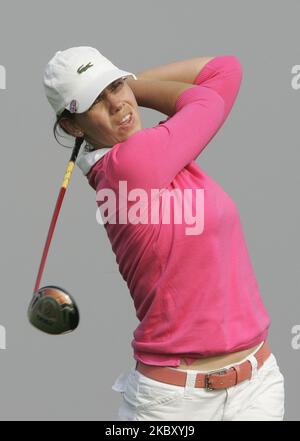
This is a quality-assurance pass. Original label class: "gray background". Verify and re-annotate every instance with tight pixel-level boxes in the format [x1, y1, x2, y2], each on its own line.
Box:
[0, 0, 299, 421]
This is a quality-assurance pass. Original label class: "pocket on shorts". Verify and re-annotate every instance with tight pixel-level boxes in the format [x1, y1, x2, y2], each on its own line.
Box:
[255, 352, 285, 408]
[114, 368, 184, 412]
[111, 368, 135, 395]
[258, 353, 285, 380]
[245, 352, 285, 420]
[130, 370, 184, 412]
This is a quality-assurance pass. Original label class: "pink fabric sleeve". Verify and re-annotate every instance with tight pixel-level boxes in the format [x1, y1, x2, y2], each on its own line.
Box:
[192, 55, 243, 122]
[108, 55, 242, 190]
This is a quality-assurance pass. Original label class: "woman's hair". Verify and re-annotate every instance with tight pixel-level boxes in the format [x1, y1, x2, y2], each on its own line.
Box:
[53, 76, 129, 150]
[53, 109, 84, 150]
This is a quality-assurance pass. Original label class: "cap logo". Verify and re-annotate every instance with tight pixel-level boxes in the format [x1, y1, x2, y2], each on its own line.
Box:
[77, 62, 94, 74]
[69, 99, 78, 113]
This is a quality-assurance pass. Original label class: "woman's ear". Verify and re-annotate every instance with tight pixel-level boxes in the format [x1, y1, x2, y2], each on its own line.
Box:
[59, 117, 84, 138]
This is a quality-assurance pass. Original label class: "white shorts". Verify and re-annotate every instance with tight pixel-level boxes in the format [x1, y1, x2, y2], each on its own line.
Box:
[111, 346, 285, 421]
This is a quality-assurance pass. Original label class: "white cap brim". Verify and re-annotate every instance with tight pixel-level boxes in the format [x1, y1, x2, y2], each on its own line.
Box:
[67, 69, 137, 115]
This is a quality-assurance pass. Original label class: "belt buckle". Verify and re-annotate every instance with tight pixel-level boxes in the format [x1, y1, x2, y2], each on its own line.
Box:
[204, 369, 228, 391]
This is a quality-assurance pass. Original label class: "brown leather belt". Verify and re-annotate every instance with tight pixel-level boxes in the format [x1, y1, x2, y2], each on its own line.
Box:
[136, 340, 271, 391]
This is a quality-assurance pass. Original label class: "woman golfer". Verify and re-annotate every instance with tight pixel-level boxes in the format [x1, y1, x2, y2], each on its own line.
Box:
[43, 46, 285, 421]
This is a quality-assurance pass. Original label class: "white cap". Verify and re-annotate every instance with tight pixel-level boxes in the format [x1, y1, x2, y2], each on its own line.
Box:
[43, 46, 137, 116]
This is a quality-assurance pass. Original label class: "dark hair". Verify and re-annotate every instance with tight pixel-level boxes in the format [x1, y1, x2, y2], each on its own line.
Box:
[53, 76, 129, 150]
[53, 108, 85, 150]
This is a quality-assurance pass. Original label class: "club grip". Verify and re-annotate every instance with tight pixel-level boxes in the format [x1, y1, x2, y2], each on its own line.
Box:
[62, 161, 75, 189]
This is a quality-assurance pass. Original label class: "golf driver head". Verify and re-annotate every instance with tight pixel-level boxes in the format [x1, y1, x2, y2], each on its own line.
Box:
[28, 285, 80, 335]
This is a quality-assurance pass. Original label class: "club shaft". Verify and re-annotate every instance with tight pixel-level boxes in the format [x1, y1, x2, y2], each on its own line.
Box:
[33, 140, 83, 294]
[34, 185, 67, 293]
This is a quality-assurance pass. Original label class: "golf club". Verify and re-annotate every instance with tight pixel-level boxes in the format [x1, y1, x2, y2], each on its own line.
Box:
[28, 138, 83, 335]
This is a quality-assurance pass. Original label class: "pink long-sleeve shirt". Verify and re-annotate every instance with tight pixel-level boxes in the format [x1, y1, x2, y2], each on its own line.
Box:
[78, 55, 271, 366]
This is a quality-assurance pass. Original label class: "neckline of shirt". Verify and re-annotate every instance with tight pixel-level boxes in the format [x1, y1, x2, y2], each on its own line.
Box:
[76, 142, 113, 175]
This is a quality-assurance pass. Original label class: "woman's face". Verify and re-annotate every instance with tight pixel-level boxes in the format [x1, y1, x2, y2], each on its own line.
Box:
[61, 77, 142, 148]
